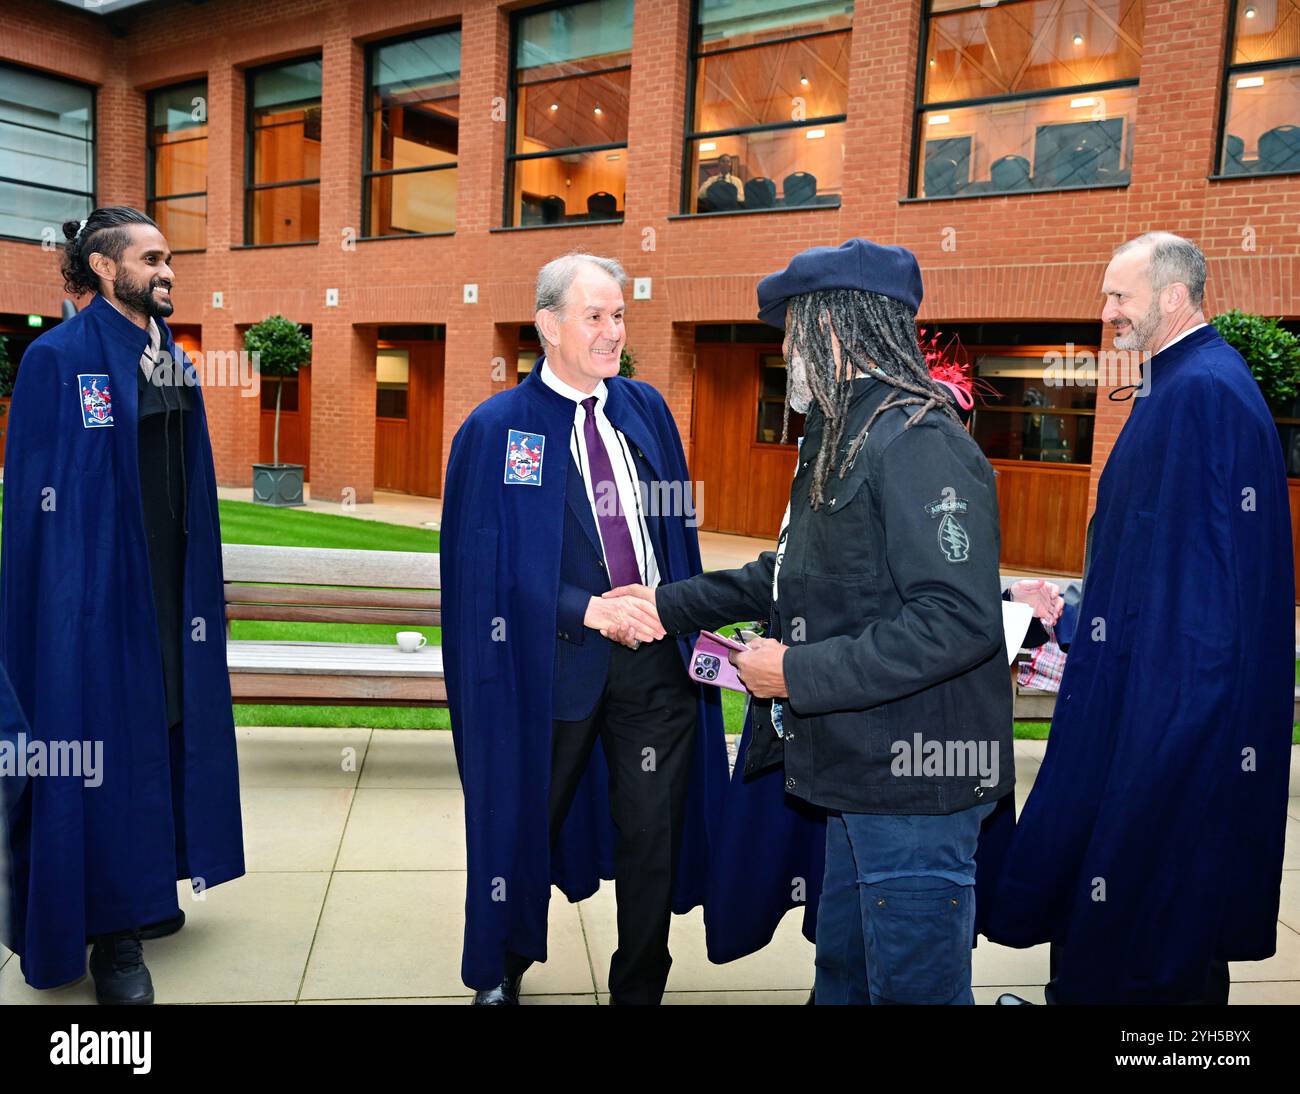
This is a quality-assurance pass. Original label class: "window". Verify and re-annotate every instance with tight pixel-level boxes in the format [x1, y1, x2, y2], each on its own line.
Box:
[914, 0, 1143, 199]
[246, 57, 322, 245]
[365, 28, 460, 236]
[1217, 1, 1300, 176]
[376, 347, 410, 418]
[970, 349, 1095, 464]
[148, 80, 207, 251]
[684, 0, 851, 214]
[757, 354, 806, 443]
[506, 0, 632, 227]
[0, 63, 94, 242]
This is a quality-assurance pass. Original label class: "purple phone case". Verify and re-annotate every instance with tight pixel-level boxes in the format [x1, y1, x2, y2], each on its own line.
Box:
[688, 630, 749, 693]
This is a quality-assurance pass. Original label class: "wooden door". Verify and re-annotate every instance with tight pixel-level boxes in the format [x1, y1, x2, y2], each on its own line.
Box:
[374, 341, 444, 496]
[692, 345, 799, 539]
[259, 366, 312, 476]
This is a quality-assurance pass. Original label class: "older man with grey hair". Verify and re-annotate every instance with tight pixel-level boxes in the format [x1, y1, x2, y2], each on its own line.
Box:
[990, 232, 1295, 1004]
[441, 251, 726, 1005]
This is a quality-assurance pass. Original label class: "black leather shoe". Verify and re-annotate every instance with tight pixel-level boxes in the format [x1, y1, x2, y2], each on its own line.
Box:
[995, 993, 1034, 1005]
[89, 932, 155, 1005]
[472, 973, 523, 1005]
[138, 910, 185, 940]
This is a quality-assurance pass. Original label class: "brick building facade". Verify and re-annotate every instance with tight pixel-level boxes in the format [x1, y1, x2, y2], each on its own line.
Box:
[1, 0, 1298, 575]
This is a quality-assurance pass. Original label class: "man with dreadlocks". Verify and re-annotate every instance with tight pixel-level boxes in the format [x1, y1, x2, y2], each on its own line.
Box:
[609, 239, 1013, 1004]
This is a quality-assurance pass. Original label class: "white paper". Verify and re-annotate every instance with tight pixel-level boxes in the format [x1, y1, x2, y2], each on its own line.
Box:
[1002, 600, 1035, 665]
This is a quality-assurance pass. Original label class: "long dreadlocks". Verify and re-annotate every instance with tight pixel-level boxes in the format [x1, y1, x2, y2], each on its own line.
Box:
[783, 288, 962, 510]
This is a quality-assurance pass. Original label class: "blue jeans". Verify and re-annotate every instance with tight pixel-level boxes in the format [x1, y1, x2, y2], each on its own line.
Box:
[814, 802, 995, 1005]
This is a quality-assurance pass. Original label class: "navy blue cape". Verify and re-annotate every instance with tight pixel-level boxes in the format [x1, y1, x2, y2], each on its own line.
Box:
[442, 361, 727, 991]
[986, 326, 1295, 1002]
[1, 294, 244, 989]
[702, 708, 1016, 963]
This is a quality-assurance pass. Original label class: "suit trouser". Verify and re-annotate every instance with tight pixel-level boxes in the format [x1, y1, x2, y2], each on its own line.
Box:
[506, 638, 698, 1004]
[814, 802, 995, 1005]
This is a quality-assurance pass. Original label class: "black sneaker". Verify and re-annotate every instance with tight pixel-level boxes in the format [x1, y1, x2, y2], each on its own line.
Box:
[89, 932, 155, 1005]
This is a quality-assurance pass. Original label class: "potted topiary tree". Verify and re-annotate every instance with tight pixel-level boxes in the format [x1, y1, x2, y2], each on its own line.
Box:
[1211, 309, 1300, 415]
[1212, 310, 1300, 478]
[619, 345, 637, 378]
[246, 315, 312, 507]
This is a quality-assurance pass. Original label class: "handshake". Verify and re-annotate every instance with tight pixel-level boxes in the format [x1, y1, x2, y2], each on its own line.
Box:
[584, 585, 791, 698]
[584, 584, 662, 648]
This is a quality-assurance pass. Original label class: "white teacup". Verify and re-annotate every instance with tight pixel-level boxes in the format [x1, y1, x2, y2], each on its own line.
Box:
[396, 631, 428, 653]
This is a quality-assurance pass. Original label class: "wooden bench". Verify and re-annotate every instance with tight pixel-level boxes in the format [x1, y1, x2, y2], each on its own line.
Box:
[223, 544, 445, 707]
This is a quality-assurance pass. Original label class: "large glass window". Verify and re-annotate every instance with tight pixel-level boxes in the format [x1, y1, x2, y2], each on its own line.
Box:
[246, 57, 322, 245]
[970, 350, 1095, 464]
[148, 80, 207, 251]
[1217, 1, 1300, 176]
[914, 0, 1143, 199]
[0, 64, 94, 242]
[685, 0, 851, 214]
[506, 0, 632, 227]
[365, 28, 460, 236]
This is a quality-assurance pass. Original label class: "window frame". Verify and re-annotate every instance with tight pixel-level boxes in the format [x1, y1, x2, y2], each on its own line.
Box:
[680, 0, 849, 217]
[968, 343, 1098, 468]
[0, 62, 97, 246]
[243, 54, 324, 247]
[503, 0, 632, 229]
[361, 24, 461, 241]
[1211, 0, 1300, 181]
[146, 78, 208, 254]
[908, 0, 1140, 202]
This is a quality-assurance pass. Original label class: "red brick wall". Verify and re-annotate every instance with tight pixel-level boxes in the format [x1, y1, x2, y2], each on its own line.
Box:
[1, 0, 1296, 514]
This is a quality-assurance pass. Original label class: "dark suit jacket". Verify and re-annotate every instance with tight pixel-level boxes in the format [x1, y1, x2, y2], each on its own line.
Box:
[553, 440, 671, 722]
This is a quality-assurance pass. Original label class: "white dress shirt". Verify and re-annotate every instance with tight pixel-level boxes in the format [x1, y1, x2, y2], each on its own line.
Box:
[540, 361, 661, 589]
[1155, 321, 1209, 356]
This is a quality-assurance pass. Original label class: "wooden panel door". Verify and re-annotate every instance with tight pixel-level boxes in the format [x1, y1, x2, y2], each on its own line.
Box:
[374, 341, 444, 496]
[259, 366, 311, 477]
[991, 460, 1089, 574]
[692, 346, 757, 534]
[406, 341, 445, 498]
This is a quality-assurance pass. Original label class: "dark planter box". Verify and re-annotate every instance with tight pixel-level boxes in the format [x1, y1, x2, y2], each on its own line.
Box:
[252, 463, 305, 507]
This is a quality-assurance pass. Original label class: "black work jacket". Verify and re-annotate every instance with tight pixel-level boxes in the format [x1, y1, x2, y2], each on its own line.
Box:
[657, 377, 1013, 814]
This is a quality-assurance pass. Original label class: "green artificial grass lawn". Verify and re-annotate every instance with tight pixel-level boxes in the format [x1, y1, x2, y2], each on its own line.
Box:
[2, 488, 1297, 740]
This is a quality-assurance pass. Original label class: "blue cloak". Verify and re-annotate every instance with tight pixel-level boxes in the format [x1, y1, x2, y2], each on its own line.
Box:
[702, 704, 1016, 963]
[1, 294, 244, 989]
[442, 360, 727, 991]
[986, 325, 1295, 1002]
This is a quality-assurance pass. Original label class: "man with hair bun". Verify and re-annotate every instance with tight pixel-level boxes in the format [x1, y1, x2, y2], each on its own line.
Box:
[990, 232, 1295, 1004]
[0, 206, 244, 1004]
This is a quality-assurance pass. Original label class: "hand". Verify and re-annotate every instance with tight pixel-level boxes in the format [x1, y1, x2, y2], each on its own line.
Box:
[730, 637, 789, 699]
[1008, 579, 1064, 626]
[585, 595, 664, 648]
[603, 583, 656, 605]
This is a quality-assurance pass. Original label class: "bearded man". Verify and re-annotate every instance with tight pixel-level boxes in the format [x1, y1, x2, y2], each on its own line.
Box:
[1, 206, 244, 1004]
[989, 233, 1294, 1004]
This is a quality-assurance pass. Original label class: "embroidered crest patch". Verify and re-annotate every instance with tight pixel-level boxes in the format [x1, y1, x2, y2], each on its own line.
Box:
[504, 430, 544, 486]
[78, 374, 114, 428]
[938, 512, 970, 563]
[924, 495, 968, 519]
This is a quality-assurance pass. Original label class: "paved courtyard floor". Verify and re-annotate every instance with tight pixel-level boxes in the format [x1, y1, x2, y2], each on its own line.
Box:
[2, 729, 1297, 1005]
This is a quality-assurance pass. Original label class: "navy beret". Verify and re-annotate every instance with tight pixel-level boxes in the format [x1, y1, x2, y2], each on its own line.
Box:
[756, 238, 924, 329]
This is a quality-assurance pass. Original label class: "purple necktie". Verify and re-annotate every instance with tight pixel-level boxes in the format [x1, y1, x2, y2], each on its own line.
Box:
[581, 396, 641, 588]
